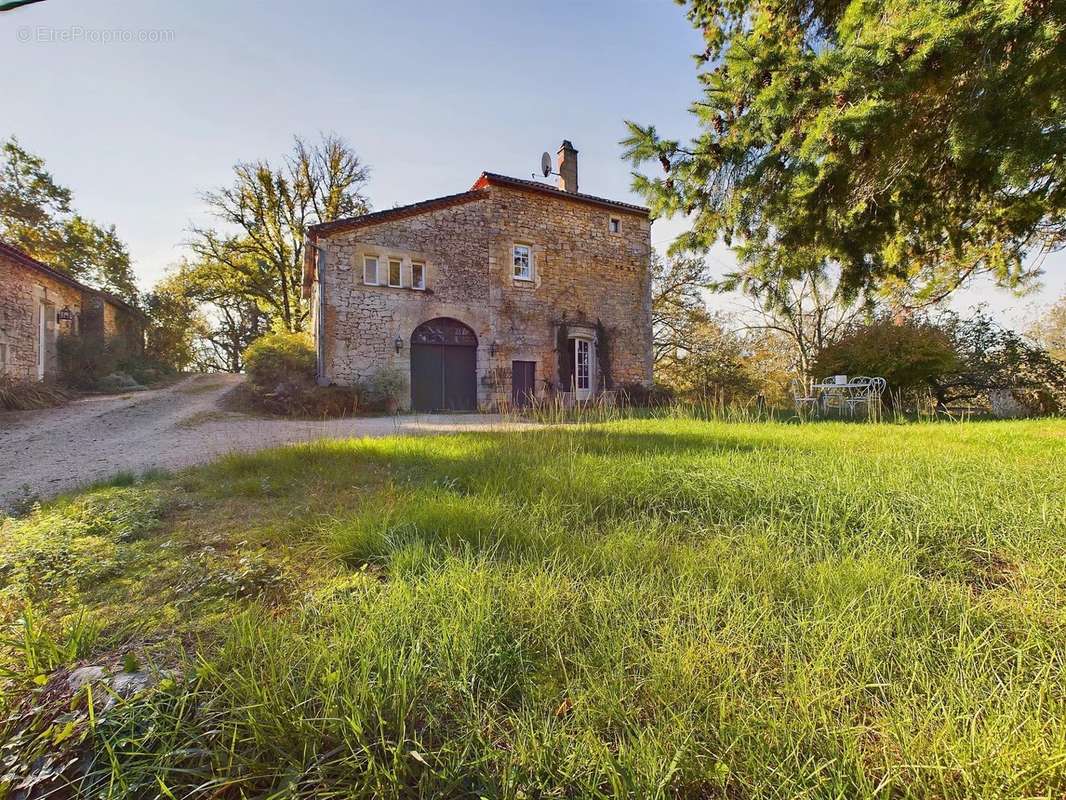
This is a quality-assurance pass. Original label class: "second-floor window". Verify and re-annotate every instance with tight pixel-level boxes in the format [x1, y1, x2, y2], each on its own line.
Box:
[388, 258, 402, 287]
[513, 244, 532, 281]
[412, 262, 425, 290]
[363, 255, 379, 286]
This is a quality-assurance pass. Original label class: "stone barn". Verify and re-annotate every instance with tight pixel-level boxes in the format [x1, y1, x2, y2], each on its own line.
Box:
[0, 240, 144, 382]
[303, 141, 653, 411]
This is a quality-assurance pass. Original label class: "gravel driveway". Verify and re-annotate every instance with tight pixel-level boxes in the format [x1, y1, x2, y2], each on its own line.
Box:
[0, 373, 526, 510]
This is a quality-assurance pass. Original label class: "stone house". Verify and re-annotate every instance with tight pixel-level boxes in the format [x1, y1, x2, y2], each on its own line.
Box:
[0, 240, 144, 382]
[303, 141, 653, 411]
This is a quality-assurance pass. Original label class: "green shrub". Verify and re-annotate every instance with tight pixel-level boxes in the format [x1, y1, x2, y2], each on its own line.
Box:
[241, 332, 359, 417]
[57, 333, 122, 390]
[616, 381, 675, 407]
[243, 332, 316, 392]
[56, 334, 167, 391]
[96, 371, 142, 392]
[364, 366, 408, 411]
[115, 354, 172, 387]
[812, 316, 959, 403]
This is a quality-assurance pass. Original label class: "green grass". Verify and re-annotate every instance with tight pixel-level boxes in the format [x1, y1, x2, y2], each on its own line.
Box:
[2, 417, 1065, 798]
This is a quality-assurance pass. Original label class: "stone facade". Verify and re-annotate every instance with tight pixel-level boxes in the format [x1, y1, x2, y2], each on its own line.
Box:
[0, 241, 143, 383]
[307, 163, 653, 410]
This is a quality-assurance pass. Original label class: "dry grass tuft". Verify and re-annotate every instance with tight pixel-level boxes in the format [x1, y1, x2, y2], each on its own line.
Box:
[0, 376, 75, 411]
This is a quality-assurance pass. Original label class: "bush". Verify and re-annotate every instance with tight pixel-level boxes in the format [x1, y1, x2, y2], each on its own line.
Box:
[243, 332, 316, 392]
[933, 310, 1066, 414]
[57, 333, 122, 390]
[56, 334, 169, 391]
[96, 372, 142, 392]
[812, 317, 959, 404]
[260, 381, 360, 417]
[615, 381, 675, 408]
[241, 332, 359, 417]
[364, 367, 408, 412]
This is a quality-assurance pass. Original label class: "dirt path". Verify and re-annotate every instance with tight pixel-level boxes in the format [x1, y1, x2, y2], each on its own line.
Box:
[0, 374, 526, 510]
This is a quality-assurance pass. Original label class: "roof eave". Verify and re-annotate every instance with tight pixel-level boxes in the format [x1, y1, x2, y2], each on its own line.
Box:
[309, 188, 489, 239]
[472, 172, 650, 217]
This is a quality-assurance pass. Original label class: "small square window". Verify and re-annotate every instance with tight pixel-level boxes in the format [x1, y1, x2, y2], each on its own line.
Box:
[513, 244, 532, 281]
[363, 256, 379, 285]
[412, 263, 426, 290]
[609, 217, 621, 234]
[388, 258, 402, 288]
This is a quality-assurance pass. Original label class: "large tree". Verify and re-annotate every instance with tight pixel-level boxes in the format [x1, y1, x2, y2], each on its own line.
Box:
[158, 259, 269, 373]
[650, 252, 715, 364]
[187, 134, 370, 333]
[622, 0, 1066, 305]
[143, 271, 206, 372]
[1028, 294, 1066, 362]
[0, 137, 139, 301]
[716, 257, 869, 378]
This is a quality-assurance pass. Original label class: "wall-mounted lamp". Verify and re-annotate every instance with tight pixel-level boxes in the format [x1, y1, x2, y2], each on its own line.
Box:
[56, 306, 75, 323]
[489, 340, 499, 357]
[394, 336, 404, 353]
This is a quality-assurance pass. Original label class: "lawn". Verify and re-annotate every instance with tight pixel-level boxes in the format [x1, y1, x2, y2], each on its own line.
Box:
[2, 417, 1065, 798]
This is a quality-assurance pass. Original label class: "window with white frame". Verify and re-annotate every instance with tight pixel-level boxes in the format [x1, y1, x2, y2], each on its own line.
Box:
[609, 217, 621, 234]
[411, 262, 426, 290]
[513, 244, 532, 280]
[388, 258, 402, 287]
[363, 255, 379, 285]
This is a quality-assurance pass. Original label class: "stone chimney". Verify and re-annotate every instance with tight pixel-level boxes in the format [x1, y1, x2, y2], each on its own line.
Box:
[556, 140, 578, 194]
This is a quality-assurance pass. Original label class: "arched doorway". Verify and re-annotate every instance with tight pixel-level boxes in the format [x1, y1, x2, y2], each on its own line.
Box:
[410, 318, 478, 412]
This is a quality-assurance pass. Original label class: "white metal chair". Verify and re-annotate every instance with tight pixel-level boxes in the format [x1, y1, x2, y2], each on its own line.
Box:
[845, 377, 885, 416]
[819, 376, 847, 412]
[792, 379, 819, 413]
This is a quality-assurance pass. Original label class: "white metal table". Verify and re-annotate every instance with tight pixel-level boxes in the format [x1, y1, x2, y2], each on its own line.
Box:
[812, 376, 886, 415]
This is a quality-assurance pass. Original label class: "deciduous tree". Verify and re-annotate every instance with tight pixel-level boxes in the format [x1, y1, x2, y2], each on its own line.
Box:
[143, 272, 205, 372]
[716, 258, 868, 378]
[0, 137, 139, 302]
[187, 134, 370, 333]
[650, 252, 714, 364]
[1028, 295, 1066, 362]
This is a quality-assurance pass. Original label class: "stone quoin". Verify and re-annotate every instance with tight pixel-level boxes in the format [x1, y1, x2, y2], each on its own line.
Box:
[303, 141, 654, 412]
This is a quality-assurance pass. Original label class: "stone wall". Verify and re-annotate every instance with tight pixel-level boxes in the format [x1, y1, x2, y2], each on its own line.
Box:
[313, 182, 652, 409]
[0, 246, 144, 382]
[0, 249, 83, 381]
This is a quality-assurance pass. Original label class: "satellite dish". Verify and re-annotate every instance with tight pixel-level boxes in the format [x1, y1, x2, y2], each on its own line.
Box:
[541, 152, 552, 178]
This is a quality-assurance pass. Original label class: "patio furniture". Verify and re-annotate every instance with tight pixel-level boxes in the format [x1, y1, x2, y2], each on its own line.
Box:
[844, 377, 880, 415]
[812, 375, 887, 416]
[791, 379, 819, 413]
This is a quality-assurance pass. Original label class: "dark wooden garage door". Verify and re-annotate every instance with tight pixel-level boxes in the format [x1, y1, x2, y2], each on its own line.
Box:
[512, 360, 536, 407]
[410, 318, 477, 412]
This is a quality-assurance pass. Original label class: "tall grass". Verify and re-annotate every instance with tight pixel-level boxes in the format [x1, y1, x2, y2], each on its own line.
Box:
[7, 418, 1065, 798]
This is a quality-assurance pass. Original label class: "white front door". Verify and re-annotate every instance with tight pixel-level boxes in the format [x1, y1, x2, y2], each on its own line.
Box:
[573, 338, 592, 401]
[37, 303, 47, 379]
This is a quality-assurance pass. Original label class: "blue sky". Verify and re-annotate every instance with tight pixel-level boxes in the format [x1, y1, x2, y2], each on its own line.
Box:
[2, 0, 1062, 324]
